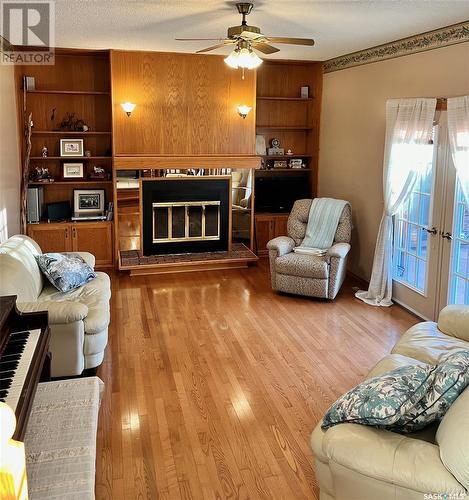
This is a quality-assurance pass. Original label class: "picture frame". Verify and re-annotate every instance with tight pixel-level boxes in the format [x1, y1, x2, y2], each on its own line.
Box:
[60, 139, 84, 157]
[273, 160, 288, 169]
[62, 162, 84, 179]
[73, 189, 105, 215]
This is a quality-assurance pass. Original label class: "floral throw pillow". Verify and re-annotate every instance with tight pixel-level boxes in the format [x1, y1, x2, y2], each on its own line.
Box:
[36, 253, 96, 292]
[321, 364, 436, 430]
[392, 351, 469, 433]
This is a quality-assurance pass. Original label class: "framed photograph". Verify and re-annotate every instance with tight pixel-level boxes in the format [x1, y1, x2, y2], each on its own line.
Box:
[63, 162, 84, 179]
[60, 139, 84, 157]
[73, 189, 105, 215]
[273, 160, 288, 169]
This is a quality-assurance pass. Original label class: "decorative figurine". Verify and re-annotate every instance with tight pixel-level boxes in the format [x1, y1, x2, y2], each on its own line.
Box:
[84, 150, 92, 158]
[58, 113, 90, 132]
[41, 145, 48, 157]
[89, 165, 107, 180]
[30, 166, 53, 182]
[286, 149, 293, 156]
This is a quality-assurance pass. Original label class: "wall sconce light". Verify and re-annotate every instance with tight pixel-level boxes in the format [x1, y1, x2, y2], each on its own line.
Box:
[237, 105, 252, 119]
[0, 403, 28, 500]
[121, 102, 136, 117]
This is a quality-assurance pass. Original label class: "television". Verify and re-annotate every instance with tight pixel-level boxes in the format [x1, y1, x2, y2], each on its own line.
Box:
[255, 172, 310, 213]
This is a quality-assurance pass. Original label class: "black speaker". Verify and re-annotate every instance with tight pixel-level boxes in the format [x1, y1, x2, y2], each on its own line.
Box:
[46, 201, 71, 221]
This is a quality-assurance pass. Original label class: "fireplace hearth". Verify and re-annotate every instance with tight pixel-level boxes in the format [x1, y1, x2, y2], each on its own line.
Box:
[141, 177, 231, 256]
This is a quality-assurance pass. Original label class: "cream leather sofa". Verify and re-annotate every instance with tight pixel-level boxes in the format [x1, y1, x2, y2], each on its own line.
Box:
[0, 235, 111, 377]
[311, 305, 469, 500]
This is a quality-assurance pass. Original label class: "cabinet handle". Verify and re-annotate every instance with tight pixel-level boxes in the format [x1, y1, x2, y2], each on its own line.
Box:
[65, 228, 68, 238]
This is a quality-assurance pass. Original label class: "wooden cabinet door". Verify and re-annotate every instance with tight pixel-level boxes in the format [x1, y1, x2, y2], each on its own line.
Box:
[27, 224, 72, 252]
[274, 215, 289, 238]
[255, 216, 275, 256]
[72, 222, 113, 267]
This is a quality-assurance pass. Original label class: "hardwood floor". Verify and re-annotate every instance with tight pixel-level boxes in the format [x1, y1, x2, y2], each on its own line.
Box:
[95, 259, 418, 500]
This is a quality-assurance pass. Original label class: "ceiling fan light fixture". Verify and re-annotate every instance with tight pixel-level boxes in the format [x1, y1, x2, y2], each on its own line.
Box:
[224, 50, 240, 69]
[224, 46, 262, 70]
[238, 47, 263, 69]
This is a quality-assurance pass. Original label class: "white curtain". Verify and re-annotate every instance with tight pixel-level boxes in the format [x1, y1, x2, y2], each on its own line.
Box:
[447, 96, 469, 206]
[356, 98, 437, 306]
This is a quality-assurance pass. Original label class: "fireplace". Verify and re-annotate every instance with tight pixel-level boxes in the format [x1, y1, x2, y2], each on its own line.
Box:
[141, 177, 231, 255]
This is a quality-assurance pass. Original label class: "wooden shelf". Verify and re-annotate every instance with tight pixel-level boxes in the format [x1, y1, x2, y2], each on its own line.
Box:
[255, 168, 311, 173]
[28, 219, 112, 225]
[255, 126, 313, 131]
[257, 96, 313, 102]
[260, 154, 312, 159]
[27, 90, 109, 95]
[32, 131, 111, 135]
[30, 156, 111, 160]
[28, 180, 112, 186]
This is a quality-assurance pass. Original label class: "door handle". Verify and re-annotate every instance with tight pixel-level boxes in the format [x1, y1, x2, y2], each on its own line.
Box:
[441, 231, 452, 240]
[65, 228, 68, 239]
[422, 226, 438, 235]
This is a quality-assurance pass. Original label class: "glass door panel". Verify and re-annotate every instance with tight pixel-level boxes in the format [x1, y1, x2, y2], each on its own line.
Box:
[392, 128, 442, 320]
[393, 144, 435, 292]
[448, 181, 469, 305]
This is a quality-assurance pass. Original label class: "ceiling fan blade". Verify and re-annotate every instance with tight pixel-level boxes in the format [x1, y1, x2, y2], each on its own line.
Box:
[175, 38, 226, 41]
[196, 42, 234, 53]
[252, 42, 279, 54]
[266, 37, 315, 46]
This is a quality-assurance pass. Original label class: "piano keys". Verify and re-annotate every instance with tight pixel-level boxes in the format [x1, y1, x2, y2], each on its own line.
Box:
[0, 295, 50, 440]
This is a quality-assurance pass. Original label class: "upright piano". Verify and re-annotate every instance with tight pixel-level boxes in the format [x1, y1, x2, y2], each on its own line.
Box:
[0, 295, 50, 440]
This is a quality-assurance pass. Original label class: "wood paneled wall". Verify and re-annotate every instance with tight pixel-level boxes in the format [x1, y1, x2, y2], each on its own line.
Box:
[111, 51, 256, 156]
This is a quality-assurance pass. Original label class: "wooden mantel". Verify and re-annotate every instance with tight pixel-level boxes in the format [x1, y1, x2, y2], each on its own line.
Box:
[114, 155, 260, 170]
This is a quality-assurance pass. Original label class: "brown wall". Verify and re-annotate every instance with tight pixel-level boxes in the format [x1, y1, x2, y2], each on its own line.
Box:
[111, 50, 256, 156]
[319, 42, 469, 281]
[0, 64, 20, 242]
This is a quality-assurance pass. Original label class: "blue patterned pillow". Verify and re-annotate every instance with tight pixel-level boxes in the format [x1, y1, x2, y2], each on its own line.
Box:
[393, 351, 469, 433]
[36, 253, 96, 292]
[321, 364, 436, 430]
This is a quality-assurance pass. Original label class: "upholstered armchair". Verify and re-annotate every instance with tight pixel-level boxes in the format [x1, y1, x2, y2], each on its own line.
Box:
[267, 199, 352, 299]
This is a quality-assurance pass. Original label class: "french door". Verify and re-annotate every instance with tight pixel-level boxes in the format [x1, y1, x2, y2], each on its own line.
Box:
[393, 114, 469, 320]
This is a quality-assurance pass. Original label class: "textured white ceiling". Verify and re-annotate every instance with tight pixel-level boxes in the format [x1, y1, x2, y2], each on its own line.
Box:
[53, 0, 469, 60]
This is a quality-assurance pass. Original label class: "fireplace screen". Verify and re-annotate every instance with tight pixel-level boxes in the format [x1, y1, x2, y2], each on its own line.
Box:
[152, 201, 221, 243]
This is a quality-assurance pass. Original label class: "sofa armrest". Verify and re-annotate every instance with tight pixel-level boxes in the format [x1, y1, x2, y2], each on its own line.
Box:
[438, 305, 469, 342]
[323, 423, 465, 495]
[327, 242, 351, 259]
[267, 236, 295, 257]
[17, 300, 88, 325]
[61, 251, 95, 269]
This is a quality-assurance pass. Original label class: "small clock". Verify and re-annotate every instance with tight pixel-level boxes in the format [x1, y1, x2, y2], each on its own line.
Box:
[267, 137, 284, 156]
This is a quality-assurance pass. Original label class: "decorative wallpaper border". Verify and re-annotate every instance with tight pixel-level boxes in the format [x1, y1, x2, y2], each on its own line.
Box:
[324, 21, 469, 73]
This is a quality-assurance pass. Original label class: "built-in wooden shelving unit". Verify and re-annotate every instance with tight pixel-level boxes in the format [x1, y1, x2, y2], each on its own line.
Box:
[15, 49, 114, 267]
[254, 59, 323, 255]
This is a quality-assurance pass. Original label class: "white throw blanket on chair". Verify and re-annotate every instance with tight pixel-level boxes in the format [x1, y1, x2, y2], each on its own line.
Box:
[294, 198, 348, 256]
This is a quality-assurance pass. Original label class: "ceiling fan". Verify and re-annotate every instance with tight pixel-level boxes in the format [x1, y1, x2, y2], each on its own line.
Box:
[176, 2, 314, 71]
